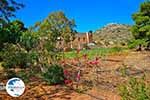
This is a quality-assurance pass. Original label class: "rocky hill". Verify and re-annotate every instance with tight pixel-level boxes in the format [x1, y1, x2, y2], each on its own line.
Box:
[93, 23, 133, 47]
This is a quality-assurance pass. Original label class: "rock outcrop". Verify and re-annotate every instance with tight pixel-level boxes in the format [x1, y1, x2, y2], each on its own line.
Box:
[93, 23, 133, 47]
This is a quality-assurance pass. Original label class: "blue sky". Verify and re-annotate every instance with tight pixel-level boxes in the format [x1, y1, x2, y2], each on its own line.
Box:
[16, 0, 144, 32]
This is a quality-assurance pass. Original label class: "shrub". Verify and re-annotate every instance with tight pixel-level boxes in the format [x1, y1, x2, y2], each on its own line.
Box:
[119, 77, 150, 100]
[128, 39, 147, 49]
[16, 70, 35, 83]
[1, 44, 37, 69]
[20, 31, 39, 51]
[42, 64, 64, 85]
[5, 70, 17, 79]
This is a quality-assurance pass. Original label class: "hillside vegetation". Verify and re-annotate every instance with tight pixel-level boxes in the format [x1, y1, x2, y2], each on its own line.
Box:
[93, 23, 133, 47]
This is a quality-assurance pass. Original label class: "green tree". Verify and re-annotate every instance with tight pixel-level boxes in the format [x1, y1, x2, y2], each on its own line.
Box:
[131, 0, 150, 50]
[24, 11, 77, 72]
[0, 20, 27, 49]
[0, 0, 24, 23]
[37, 11, 76, 45]
[20, 29, 39, 51]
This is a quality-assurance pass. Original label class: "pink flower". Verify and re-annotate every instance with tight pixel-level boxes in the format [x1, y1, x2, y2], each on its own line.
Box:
[89, 61, 93, 64]
[76, 70, 81, 82]
[86, 61, 91, 65]
[87, 60, 99, 65]
[92, 60, 99, 65]
[64, 79, 72, 84]
[64, 70, 69, 76]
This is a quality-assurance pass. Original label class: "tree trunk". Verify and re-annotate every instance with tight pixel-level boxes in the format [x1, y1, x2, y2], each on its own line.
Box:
[136, 44, 142, 51]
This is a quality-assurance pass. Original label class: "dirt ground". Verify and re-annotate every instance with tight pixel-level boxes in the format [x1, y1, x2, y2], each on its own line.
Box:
[0, 51, 150, 100]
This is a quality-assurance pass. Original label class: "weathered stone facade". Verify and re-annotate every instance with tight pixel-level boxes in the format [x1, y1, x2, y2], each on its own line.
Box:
[56, 32, 93, 50]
